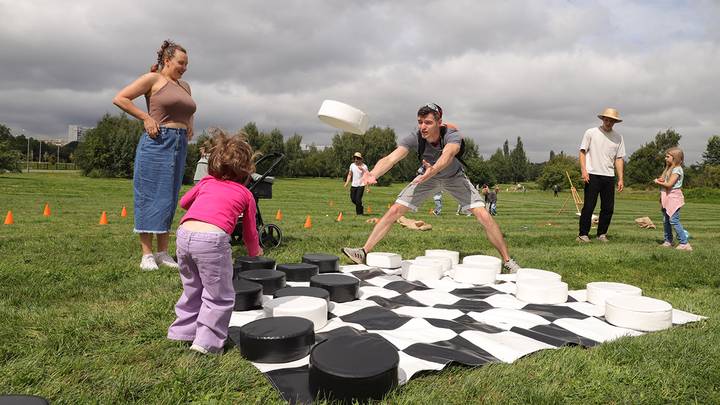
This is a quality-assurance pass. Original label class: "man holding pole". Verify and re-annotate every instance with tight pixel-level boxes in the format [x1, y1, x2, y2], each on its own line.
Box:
[577, 108, 626, 243]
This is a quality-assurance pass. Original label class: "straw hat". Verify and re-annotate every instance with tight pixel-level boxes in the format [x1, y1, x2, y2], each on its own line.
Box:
[597, 108, 622, 122]
[353, 152, 363, 159]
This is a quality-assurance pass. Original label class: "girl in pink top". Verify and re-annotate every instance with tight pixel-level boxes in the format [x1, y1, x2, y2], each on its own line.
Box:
[168, 129, 263, 354]
[653, 147, 691, 251]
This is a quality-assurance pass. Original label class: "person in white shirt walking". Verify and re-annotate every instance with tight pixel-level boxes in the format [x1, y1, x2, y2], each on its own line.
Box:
[344, 152, 369, 215]
[577, 108, 626, 243]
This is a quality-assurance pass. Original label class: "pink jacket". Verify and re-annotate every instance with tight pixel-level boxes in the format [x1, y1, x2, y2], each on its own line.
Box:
[179, 176, 261, 256]
[660, 188, 684, 217]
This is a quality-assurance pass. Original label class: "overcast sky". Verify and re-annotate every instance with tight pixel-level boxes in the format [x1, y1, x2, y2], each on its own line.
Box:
[1, 0, 718, 163]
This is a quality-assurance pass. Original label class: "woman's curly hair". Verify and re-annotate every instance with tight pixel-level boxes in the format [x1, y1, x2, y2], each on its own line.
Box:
[207, 128, 256, 184]
[150, 39, 187, 72]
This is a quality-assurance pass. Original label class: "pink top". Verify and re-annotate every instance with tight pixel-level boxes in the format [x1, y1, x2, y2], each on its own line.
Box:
[660, 188, 685, 217]
[179, 176, 261, 256]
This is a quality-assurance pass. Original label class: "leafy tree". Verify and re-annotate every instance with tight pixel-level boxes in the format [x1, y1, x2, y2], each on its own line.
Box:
[509, 136, 529, 182]
[243, 122, 262, 151]
[76, 113, 143, 178]
[626, 129, 681, 186]
[0, 139, 22, 173]
[488, 147, 511, 183]
[702, 135, 720, 166]
[537, 154, 581, 191]
[549, 150, 555, 161]
[465, 156, 496, 186]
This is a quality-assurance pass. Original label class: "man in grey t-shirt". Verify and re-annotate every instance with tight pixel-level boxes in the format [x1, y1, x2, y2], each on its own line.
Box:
[342, 103, 520, 273]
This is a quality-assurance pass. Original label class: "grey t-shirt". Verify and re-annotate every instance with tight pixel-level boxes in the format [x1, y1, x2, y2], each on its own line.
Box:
[398, 127, 463, 179]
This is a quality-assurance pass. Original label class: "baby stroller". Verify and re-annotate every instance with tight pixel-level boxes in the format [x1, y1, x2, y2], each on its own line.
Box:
[230, 152, 285, 249]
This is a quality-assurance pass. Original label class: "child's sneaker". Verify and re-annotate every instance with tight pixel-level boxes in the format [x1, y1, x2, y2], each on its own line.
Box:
[502, 258, 521, 274]
[342, 247, 366, 264]
[660, 241, 672, 247]
[155, 251, 180, 268]
[140, 254, 159, 271]
[676, 243, 693, 251]
[189, 344, 219, 355]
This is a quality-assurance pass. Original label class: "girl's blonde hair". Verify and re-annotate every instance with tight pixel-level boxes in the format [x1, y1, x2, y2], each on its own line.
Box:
[207, 128, 256, 184]
[661, 146, 684, 180]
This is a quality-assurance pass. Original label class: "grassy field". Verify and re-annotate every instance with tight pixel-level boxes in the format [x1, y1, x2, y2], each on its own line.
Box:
[1, 172, 718, 404]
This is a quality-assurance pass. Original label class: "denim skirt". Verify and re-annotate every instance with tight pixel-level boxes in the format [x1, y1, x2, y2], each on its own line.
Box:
[133, 127, 188, 233]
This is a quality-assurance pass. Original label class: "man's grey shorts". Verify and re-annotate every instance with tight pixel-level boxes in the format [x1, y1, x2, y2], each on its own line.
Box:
[396, 172, 485, 212]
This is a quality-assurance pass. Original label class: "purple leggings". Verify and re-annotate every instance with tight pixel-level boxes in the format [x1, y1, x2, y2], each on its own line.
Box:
[167, 227, 234, 352]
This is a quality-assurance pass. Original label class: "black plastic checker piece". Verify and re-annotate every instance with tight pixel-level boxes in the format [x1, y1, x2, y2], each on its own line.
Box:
[309, 333, 399, 403]
[232, 279, 263, 311]
[233, 256, 276, 278]
[238, 269, 286, 295]
[276, 263, 320, 282]
[310, 274, 359, 303]
[237, 316, 315, 363]
[302, 253, 340, 274]
[274, 286, 330, 303]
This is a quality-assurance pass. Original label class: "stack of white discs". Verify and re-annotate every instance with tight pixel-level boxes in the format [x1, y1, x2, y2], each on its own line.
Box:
[401, 261, 444, 281]
[515, 279, 569, 304]
[461, 255, 502, 275]
[605, 295, 672, 331]
[449, 264, 497, 285]
[264, 296, 328, 330]
[516, 268, 562, 281]
[366, 252, 402, 269]
[424, 249, 460, 265]
[414, 256, 453, 274]
[586, 282, 642, 309]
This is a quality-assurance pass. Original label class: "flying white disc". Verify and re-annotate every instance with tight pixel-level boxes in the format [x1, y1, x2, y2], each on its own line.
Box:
[317, 100, 369, 134]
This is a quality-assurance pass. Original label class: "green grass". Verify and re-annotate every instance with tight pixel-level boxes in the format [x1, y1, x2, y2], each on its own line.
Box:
[1, 172, 718, 404]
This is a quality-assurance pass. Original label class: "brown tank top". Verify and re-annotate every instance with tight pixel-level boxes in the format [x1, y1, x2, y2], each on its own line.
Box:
[147, 80, 197, 128]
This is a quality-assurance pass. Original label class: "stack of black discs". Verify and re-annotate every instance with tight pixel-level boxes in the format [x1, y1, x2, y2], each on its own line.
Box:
[233, 256, 276, 279]
[302, 253, 340, 273]
[276, 263, 319, 282]
[273, 286, 330, 303]
[309, 334, 399, 402]
[310, 274, 359, 303]
[234, 316, 315, 363]
[232, 279, 263, 311]
[238, 269, 286, 295]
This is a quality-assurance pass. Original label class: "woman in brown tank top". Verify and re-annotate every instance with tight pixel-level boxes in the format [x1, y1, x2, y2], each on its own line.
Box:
[113, 40, 197, 271]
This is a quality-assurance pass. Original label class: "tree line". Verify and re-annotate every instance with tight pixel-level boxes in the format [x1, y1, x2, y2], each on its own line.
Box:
[1, 117, 718, 190]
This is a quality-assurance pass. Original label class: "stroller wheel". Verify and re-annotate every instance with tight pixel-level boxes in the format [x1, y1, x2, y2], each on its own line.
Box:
[260, 224, 282, 248]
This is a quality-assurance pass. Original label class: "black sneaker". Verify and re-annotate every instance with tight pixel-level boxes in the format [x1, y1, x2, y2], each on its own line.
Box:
[342, 247, 366, 264]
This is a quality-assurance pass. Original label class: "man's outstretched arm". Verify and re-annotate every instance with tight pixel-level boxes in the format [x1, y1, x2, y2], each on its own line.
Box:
[363, 146, 409, 184]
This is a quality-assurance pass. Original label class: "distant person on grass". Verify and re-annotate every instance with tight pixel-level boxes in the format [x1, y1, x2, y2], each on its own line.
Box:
[654, 147, 692, 251]
[113, 40, 196, 270]
[342, 103, 521, 273]
[577, 108, 626, 243]
[344, 152, 369, 215]
[168, 129, 262, 355]
[482, 184, 497, 216]
[193, 143, 211, 184]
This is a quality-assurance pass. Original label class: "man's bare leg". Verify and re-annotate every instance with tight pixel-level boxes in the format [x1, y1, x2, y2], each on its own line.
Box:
[470, 207, 510, 262]
[363, 203, 410, 252]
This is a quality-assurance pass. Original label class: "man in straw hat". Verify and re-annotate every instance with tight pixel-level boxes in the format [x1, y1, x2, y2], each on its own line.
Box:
[344, 152, 369, 215]
[577, 108, 626, 243]
[342, 103, 521, 273]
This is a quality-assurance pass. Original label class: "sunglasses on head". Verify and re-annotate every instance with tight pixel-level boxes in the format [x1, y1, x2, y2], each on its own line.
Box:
[424, 103, 443, 118]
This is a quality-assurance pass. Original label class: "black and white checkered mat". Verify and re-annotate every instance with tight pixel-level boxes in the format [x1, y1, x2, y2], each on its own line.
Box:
[228, 265, 704, 404]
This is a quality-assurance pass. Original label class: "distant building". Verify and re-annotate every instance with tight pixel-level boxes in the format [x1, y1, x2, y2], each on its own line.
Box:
[300, 143, 329, 152]
[67, 125, 92, 143]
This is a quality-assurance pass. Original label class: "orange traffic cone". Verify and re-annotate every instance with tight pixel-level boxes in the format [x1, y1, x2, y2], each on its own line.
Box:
[275, 209, 283, 221]
[43, 203, 51, 217]
[303, 215, 312, 229]
[336, 212, 343, 222]
[121, 206, 128, 218]
[99, 211, 108, 225]
[367, 205, 372, 214]
[4, 211, 14, 225]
